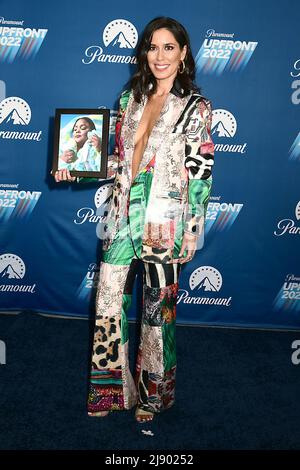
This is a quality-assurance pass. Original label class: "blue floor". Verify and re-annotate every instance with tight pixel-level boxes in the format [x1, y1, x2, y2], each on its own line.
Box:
[0, 311, 300, 450]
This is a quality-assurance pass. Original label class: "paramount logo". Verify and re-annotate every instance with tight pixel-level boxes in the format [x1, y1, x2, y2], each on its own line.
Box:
[0, 253, 36, 293]
[177, 266, 232, 307]
[177, 289, 232, 306]
[82, 19, 138, 65]
[0, 96, 42, 141]
[212, 108, 248, 154]
[0, 129, 42, 140]
[214, 142, 247, 153]
[0, 284, 36, 293]
[0, 263, 22, 279]
[82, 46, 137, 65]
[3, 107, 25, 124]
[110, 31, 132, 48]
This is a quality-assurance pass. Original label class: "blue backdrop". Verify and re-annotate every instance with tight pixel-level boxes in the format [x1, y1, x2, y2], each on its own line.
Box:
[0, 0, 299, 328]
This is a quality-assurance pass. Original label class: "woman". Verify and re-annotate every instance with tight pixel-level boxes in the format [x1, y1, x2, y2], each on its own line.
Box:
[59, 117, 101, 172]
[54, 16, 214, 423]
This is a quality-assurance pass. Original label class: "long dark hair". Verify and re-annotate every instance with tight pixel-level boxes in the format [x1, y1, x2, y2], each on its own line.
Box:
[130, 17, 199, 103]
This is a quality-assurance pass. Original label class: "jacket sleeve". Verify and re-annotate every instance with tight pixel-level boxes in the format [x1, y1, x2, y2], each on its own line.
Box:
[77, 90, 129, 184]
[184, 98, 214, 237]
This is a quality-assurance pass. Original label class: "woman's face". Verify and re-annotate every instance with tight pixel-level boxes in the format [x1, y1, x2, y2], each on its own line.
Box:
[147, 28, 187, 83]
[73, 119, 91, 145]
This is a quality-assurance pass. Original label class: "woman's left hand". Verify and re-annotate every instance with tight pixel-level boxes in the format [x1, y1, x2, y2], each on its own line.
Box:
[90, 134, 101, 152]
[178, 232, 198, 263]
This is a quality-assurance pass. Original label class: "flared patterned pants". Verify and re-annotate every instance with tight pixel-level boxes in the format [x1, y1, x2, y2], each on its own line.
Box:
[87, 202, 181, 415]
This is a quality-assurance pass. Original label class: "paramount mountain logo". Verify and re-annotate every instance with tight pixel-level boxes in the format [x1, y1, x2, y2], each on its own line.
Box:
[196, 276, 218, 292]
[0, 97, 31, 125]
[0, 96, 42, 141]
[0, 263, 22, 279]
[0, 254, 25, 279]
[111, 32, 131, 48]
[3, 107, 26, 125]
[103, 20, 138, 48]
[189, 266, 223, 292]
[212, 108, 247, 154]
[212, 110, 237, 138]
[212, 118, 233, 138]
[107, 30, 132, 48]
[82, 19, 138, 65]
[0, 253, 36, 293]
[177, 266, 232, 307]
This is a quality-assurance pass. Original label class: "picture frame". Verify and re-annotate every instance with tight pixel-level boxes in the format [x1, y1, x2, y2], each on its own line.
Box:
[52, 108, 110, 178]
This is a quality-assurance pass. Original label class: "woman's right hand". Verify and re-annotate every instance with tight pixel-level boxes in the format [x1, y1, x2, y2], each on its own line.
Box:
[53, 169, 76, 182]
[60, 150, 77, 163]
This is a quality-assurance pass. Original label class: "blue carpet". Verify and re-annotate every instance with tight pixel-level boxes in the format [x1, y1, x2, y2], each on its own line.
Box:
[0, 311, 300, 450]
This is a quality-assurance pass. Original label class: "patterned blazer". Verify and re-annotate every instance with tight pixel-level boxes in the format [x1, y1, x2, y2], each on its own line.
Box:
[103, 80, 214, 264]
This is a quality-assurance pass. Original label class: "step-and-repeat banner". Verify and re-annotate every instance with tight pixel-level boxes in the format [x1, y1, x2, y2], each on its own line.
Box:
[0, 0, 299, 328]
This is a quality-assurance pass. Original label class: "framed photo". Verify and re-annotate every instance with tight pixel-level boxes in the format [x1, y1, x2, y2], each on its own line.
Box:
[52, 108, 110, 178]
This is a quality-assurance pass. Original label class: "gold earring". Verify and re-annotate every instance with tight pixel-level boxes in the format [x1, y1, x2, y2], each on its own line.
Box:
[178, 60, 185, 74]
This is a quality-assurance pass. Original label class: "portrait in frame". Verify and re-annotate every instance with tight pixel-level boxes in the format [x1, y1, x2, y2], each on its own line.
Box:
[52, 108, 110, 178]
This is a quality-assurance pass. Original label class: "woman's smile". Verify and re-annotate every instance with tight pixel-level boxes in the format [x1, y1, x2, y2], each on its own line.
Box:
[154, 64, 169, 70]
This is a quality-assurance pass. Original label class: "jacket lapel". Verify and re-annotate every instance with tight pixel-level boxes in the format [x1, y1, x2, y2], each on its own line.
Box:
[127, 91, 192, 177]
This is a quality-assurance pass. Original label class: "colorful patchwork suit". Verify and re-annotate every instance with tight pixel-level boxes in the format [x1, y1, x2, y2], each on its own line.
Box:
[87, 80, 214, 414]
